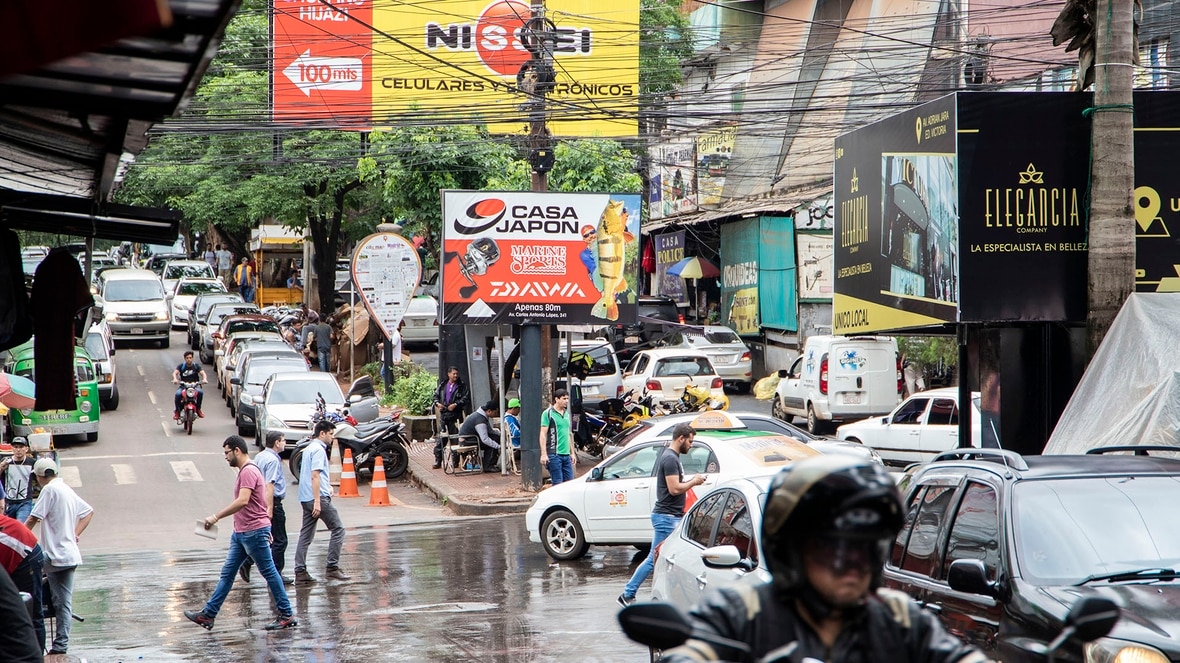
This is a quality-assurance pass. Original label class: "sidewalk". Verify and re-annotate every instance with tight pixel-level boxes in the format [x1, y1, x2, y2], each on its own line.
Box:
[402, 437, 539, 516]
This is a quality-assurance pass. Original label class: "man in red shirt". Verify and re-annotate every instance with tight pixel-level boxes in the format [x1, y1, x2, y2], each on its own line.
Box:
[0, 513, 44, 651]
[183, 436, 296, 631]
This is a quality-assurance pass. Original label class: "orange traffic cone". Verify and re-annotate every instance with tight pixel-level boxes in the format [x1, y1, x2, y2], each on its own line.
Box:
[338, 448, 359, 498]
[366, 455, 391, 507]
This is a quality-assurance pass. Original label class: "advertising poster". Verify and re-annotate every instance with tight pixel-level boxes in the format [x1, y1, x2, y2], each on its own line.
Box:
[833, 95, 958, 334]
[654, 231, 687, 304]
[957, 93, 1090, 321]
[697, 125, 736, 206]
[650, 139, 697, 219]
[351, 233, 423, 339]
[272, 0, 640, 136]
[721, 218, 760, 335]
[797, 194, 834, 231]
[440, 191, 642, 324]
[1131, 93, 1180, 293]
[797, 232, 834, 301]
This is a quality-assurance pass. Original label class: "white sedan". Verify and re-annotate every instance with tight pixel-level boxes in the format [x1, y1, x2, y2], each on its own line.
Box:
[399, 295, 439, 345]
[651, 474, 773, 608]
[621, 348, 725, 407]
[659, 325, 753, 392]
[603, 410, 883, 466]
[524, 424, 819, 561]
[170, 278, 227, 328]
[835, 387, 982, 466]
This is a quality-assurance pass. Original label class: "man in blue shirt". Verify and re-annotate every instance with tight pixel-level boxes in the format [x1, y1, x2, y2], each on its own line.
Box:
[293, 421, 350, 583]
[505, 398, 522, 450]
[238, 431, 293, 585]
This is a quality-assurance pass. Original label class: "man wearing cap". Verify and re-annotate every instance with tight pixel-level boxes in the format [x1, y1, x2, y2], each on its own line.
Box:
[541, 389, 576, 485]
[25, 457, 94, 655]
[505, 399, 522, 471]
[1, 437, 38, 522]
[459, 400, 502, 472]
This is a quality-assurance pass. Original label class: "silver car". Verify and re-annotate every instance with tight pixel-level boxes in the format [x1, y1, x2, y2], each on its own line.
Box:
[660, 325, 753, 392]
[232, 355, 309, 437]
[253, 372, 380, 446]
[98, 268, 170, 347]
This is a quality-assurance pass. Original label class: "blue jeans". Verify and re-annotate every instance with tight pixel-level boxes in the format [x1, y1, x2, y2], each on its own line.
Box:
[548, 454, 574, 485]
[240, 285, 255, 304]
[318, 348, 330, 372]
[201, 526, 292, 619]
[12, 544, 44, 651]
[45, 564, 76, 652]
[5, 499, 33, 523]
[623, 513, 682, 599]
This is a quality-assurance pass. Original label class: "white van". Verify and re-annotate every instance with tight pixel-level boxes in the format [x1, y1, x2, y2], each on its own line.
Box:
[97, 268, 171, 347]
[772, 335, 900, 434]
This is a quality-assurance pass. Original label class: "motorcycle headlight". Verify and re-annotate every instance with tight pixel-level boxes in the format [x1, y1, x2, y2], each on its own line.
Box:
[154, 311, 169, 321]
[1085, 639, 1169, 663]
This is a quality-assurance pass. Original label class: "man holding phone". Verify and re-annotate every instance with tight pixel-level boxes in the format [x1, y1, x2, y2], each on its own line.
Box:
[617, 423, 706, 607]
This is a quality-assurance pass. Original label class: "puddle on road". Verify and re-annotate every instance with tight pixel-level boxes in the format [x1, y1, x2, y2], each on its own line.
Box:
[369, 601, 500, 615]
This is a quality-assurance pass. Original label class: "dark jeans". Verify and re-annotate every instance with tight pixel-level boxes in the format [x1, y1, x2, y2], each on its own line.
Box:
[12, 544, 45, 652]
[242, 495, 288, 574]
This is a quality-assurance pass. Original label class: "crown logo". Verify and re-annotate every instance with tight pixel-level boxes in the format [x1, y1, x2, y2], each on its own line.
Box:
[1018, 163, 1044, 185]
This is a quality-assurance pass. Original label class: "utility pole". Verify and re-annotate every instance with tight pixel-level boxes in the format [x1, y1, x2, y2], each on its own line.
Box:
[1052, 0, 1136, 359]
[518, 0, 556, 491]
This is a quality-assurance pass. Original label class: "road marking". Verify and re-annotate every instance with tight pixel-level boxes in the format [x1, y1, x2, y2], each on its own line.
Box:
[137, 365, 145, 377]
[60, 466, 82, 488]
[112, 463, 137, 485]
[170, 460, 204, 482]
[161, 421, 171, 438]
[148, 391, 156, 405]
[62, 452, 222, 462]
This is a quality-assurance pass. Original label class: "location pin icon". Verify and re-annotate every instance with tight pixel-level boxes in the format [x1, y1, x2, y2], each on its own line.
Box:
[1134, 186, 1162, 232]
[915, 117, 923, 143]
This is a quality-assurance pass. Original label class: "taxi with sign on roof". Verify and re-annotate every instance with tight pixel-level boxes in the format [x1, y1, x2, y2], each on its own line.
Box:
[525, 411, 820, 560]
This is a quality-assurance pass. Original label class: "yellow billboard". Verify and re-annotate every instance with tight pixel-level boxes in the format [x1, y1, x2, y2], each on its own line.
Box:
[370, 0, 639, 137]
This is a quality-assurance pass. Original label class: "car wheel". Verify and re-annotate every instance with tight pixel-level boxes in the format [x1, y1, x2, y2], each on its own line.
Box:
[807, 405, 824, 435]
[540, 509, 590, 561]
[102, 385, 120, 411]
[160, 336, 170, 349]
[86, 431, 99, 442]
[289, 447, 304, 479]
[771, 396, 787, 421]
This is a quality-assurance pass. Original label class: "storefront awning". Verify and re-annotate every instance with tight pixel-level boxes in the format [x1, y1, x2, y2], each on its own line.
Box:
[642, 183, 833, 233]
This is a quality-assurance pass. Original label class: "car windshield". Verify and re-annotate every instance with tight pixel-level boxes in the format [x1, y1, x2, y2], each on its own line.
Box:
[196, 295, 241, 317]
[105, 280, 164, 301]
[227, 320, 279, 335]
[559, 344, 615, 377]
[208, 306, 257, 326]
[83, 333, 107, 360]
[1013, 476, 1180, 585]
[247, 362, 305, 385]
[178, 281, 224, 296]
[654, 356, 714, 377]
[166, 264, 214, 280]
[269, 380, 343, 405]
[703, 329, 741, 344]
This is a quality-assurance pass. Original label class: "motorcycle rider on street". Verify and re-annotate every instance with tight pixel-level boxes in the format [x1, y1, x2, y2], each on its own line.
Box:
[172, 350, 208, 420]
[661, 455, 988, 663]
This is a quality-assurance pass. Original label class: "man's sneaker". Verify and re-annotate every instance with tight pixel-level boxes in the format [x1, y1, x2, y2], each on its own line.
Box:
[281, 575, 295, 586]
[616, 593, 635, 608]
[325, 567, 352, 581]
[264, 614, 298, 631]
[294, 569, 316, 584]
[174, 411, 181, 421]
[184, 610, 215, 630]
[196, 409, 205, 418]
[239, 563, 251, 583]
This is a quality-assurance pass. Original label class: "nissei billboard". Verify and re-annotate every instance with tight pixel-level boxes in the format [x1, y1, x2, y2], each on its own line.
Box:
[441, 191, 641, 324]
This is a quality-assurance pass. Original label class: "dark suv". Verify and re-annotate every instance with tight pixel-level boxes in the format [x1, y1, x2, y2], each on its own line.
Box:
[885, 447, 1180, 662]
[601, 295, 682, 361]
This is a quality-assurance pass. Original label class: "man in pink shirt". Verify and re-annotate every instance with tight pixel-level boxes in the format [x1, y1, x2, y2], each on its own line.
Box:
[184, 436, 296, 631]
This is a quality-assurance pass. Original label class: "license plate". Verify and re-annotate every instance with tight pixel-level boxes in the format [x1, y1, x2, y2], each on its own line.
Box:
[41, 412, 72, 421]
[413, 320, 426, 326]
[845, 393, 861, 404]
[624, 336, 640, 344]
[130, 327, 144, 334]
[583, 386, 599, 395]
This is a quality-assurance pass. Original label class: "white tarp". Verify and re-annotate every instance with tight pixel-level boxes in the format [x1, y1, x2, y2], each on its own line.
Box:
[1045, 293, 1180, 453]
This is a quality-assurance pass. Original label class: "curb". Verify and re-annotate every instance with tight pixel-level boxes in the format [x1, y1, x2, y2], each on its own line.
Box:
[405, 464, 535, 516]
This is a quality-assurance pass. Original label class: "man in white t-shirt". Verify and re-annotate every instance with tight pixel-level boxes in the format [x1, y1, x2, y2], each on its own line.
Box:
[25, 458, 94, 656]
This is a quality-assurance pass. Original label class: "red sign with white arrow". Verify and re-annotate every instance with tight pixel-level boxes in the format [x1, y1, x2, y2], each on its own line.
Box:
[272, 0, 372, 125]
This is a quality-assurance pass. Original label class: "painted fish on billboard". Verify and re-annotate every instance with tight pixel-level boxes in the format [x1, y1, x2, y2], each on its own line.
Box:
[590, 200, 633, 321]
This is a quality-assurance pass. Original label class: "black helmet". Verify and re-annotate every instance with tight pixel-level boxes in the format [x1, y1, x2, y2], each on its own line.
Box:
[761, 456, 904, 596]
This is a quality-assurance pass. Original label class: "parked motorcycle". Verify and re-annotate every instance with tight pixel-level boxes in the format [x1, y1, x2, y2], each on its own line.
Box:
[175, 380, 205, 435]
[288, 393, 410, 480]
[577, 389, 664, 456]
[672, 383, 729, 414]
[617, 597, 1119, 663]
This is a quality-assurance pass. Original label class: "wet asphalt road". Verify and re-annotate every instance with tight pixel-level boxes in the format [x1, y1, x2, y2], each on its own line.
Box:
[66, 517, 649, 662]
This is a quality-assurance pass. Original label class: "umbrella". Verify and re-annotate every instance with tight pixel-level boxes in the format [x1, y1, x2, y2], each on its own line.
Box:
[668, 256, 720, 279]
[0, 372, 35, 410]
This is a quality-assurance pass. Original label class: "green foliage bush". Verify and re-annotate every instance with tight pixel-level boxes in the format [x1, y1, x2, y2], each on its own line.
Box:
[388, 366, 438, 415]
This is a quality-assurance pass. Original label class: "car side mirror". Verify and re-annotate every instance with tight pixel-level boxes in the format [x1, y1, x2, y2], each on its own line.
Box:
[1066, 596, 1120, 642]
[947, 559, 999, 598]
[251, 395, 263, 405]
[882, 416, 892, 424]
[230, 377, 241, 386]
[700, 545, 756, 571]
[589, 467, 603, 481]
[777, 369, 787, 379]
[349, 393, 362, 404]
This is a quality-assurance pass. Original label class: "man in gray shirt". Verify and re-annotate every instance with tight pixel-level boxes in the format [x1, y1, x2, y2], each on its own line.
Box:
[311, 317, 333, 372]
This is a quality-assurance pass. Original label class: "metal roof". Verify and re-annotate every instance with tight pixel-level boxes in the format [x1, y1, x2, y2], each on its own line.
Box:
[0, 0, 242, 242]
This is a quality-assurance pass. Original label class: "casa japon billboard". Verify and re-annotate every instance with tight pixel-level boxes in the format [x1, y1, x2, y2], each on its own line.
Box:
[440, 191, 642, 325]
[271, 0, 640, 136]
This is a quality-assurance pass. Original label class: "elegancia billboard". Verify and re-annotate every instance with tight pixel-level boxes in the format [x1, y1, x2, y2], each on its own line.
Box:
[440, 191, 642, 324]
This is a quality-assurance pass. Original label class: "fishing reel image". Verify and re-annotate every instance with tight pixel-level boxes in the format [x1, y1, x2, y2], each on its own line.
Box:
[449, 237, 501, 289]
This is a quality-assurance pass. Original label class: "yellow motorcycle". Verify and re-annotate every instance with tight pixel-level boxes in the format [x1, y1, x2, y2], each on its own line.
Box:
[672, 383, 730, 414]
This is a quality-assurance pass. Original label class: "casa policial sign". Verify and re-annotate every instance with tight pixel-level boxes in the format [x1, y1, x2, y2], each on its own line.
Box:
[440, 190, 642, 325]
[351, 233, 422, 340]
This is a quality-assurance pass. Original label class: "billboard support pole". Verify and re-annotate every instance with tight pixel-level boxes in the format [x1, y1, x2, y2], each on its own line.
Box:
[519, 0, 554, 491]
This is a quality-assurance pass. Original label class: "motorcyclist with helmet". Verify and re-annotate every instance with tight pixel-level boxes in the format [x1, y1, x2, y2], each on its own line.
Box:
[172, 350, 208, 420]
[661, 455, 987, 663]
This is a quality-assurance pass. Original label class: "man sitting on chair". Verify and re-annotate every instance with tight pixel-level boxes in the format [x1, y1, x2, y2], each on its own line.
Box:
[458, 401, 501, 473]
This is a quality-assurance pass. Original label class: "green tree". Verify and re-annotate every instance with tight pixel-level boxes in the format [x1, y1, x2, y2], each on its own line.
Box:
[640, 0, 693, 100]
